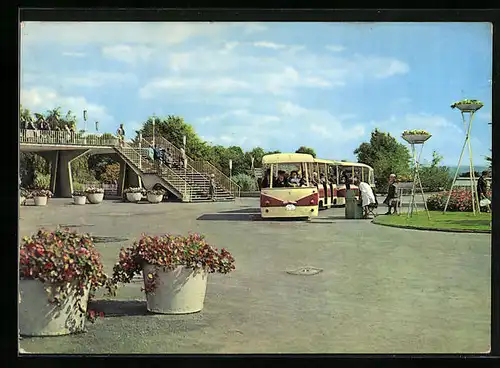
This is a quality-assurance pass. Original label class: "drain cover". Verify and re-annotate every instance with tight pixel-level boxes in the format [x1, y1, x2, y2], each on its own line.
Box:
[286, 266, 323, 276]
[92, 236, 128, 243]
[59, 224, 95, 228]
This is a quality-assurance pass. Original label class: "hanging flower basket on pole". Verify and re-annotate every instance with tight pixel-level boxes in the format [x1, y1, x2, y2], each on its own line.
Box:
[450, 99, 484, 113]
[401, 130, 432, 144]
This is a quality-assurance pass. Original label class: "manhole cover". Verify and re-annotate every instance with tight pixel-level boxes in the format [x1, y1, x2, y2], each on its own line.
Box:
[92, 236, 128, 243]
[286, 266, 323, 276]
[58, 224, 95, 228]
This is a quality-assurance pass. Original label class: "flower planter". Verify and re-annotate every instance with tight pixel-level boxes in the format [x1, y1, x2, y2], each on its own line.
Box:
[33, 196, 48, 206]
[147, 193, 163, 204]
[126, 192, 143, 203]
[143, 264, 208, 314]
[20, 196, 26, 206]
[455, 103, 483, 112]
[87, 193, 104, 204]
[73, 196, 86, 205]
[18, 279, 90, 337]
[402, 134, 431, 144]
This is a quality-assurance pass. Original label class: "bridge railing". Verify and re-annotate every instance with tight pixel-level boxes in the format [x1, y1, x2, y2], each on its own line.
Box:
[20, 129, 118, 146]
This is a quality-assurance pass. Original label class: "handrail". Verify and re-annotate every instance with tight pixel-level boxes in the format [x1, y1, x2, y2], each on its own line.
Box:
[20, 129, 118, 146]
[145, 135, 241, 197]
[133, 138, 192, 198]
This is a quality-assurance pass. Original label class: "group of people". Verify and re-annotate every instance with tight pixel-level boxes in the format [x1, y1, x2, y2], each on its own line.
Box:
[22, 115, 76, 134]
[148, 144, 185, 172]
[261, 169, 317, 188]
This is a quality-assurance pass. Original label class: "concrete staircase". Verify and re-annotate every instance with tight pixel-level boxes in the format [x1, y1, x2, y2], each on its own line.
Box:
[143, 135, 239, 202]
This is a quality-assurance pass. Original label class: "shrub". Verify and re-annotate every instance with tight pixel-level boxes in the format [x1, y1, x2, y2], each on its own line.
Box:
[100, 163, 120, 183]
[31, 189, 53, 197]
[426, 189, 492, 212]
[124, 187, 145, 194]
[84, 186, 104, 194]
[34, 173, 51, 189]
[232, 173, 258, 192]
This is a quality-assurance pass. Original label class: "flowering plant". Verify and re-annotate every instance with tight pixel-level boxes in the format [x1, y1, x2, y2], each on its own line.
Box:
[72, 190, 86, 197]
[84, 186, 104, 194]
[402, 130, 430, 136]
[19, 228, 110, 322]
[31, 189, 53, 198]
[451, 99, 483, 109]
[20, 188, 32, 198]
[146, 188, 165, 195]
[108, 233, 235, 294]
[427, 189, 492, 212]
[124, 187, 145, 194]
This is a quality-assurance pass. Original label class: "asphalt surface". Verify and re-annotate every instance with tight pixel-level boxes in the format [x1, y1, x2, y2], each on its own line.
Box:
[18, 198, 491, 354]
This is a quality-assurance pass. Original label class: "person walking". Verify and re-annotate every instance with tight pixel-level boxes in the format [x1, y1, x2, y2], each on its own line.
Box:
[209, 174, 217, 201]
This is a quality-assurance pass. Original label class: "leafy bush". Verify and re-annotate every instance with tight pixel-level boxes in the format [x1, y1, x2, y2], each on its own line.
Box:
[426, 189, 492, 212]
[419, 165, 452, 192]
[100, 163, 120, 183]
[34, 173, 51, 189]
[232, 173, 258, 192]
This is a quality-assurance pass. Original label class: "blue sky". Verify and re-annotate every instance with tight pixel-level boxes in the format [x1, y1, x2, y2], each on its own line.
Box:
[20, 22, 492, 166]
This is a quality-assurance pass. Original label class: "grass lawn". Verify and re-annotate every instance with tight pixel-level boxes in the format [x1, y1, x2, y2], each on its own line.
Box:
[372, 211, 492, 232]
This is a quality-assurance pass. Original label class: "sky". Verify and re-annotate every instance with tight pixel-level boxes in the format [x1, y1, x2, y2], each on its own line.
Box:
[20, 22, 492, 166]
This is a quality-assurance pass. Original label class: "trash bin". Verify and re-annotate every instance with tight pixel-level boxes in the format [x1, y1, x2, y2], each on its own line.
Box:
[345, 189, 363, 219]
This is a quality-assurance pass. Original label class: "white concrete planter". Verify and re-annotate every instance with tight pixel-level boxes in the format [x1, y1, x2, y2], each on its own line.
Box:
[73, 196, 86, 205]
[402, 134, 431, 144]
[33, 196, 48, 206]
[19, 279, 90, 336]
[126, 192, 143, 203]
[455, 103, 483, 112]
[20, 196, 26, 205]
[87, 193, 104, 204]
[147, 193, 163, 203]
[143, 264, 208, 314]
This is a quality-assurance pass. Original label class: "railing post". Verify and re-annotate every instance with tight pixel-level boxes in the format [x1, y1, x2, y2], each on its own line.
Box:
[138, 133, 142, 169]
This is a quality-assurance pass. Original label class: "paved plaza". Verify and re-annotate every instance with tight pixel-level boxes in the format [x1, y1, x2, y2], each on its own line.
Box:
[18, 198, 491, 354]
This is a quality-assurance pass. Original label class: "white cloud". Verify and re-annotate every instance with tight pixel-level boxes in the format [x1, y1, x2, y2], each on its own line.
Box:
[253, 41, 287, 49]
[326, 45, 345, 52]
[62, 51, 85, 57]
[21, 22, 268, 46]
[101, 44, 153, 64]
[21, 87, 114, 129]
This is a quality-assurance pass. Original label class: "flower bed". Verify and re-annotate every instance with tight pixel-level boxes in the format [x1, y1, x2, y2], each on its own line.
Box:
[426, 189, 492, 212]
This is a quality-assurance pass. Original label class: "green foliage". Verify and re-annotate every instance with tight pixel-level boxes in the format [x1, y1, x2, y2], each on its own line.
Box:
[244, 147, 266, 168]
[295, 146, 317, 157]
[418, 151, 452, 192]
[354, 129, 411, 191]
[232, 173, 258, 192]
[71, 154, 97, 183]
[100, 163, 121, 183]
[34, 173, 51, 189]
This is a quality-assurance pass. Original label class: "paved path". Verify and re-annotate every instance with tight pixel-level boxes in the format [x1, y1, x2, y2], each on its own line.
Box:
[19, 198, 490, 354]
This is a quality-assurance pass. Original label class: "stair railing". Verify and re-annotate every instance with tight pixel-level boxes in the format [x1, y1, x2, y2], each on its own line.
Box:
[145, 135, 240, 197]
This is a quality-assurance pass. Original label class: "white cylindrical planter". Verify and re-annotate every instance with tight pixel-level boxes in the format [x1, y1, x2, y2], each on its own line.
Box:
[87, 193, 104, 204]
[19, 279, 90, 336]
[73, 196, 86, 205]
[147, 194, 163, 203]
[402, 134, 431, 144]
[34, 196, 48, 206]
[126, 192, 143, 203]
[142, 265, 208, 314]
[456, 103, 482, 112]
[20, 196, 26, 206]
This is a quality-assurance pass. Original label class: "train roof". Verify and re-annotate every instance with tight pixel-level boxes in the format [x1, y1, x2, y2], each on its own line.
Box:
[262, 153, 315, 164]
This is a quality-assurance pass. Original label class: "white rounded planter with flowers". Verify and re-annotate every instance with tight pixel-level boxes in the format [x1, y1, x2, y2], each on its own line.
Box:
[72, 191, 87, 205]
[125, 187, 144, 203]
[143, 265, 208, 314]
[401, 130, 432, 145]
[31, 189, 52, 206]
[18, 228, 109, 336]
[19, 280, 90, 336]
[85, 187, 104, 204]
[451, 99, 484, 113]
[147, 189, 165, 204]
[109, 233, 235, 315]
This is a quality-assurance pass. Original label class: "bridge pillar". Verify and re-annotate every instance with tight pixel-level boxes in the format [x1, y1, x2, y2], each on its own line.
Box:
[39, 149, 90, 198]
[118, 159, 141, 196]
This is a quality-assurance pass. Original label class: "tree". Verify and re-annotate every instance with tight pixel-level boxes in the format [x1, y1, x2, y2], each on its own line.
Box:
[295, 146, 317, 157]
[136, 115, 211, 159]
[485, 149, 492, 170]
[418, 151, 452, 192]
[244, 147, 266, 169]
[353, 129, 411, 191]
[100, 163, 121, 183]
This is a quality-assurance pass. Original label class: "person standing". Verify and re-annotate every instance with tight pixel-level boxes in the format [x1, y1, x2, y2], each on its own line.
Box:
[209, 174, 217, 201]
[477, 170, 491, 212]
[116, 123, 125, 148]
[383, 174, 398, 215]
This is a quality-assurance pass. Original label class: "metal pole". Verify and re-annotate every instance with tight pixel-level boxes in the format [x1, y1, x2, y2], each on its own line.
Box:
[416, 143, 431, 220]
[465, 111, 480, 214]
[443, 129, 470, 213]
[138, 133, 142, 170]
[408, 143, 417, 218]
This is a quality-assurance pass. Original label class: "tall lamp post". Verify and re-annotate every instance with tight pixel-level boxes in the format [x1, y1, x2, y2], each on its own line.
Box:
[83, 110, 88, 132]
[182, 135, 187, 200]
[444, 99, 484, 215]
[229, 159, 233, 195]
[152, 113, 156, 147]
